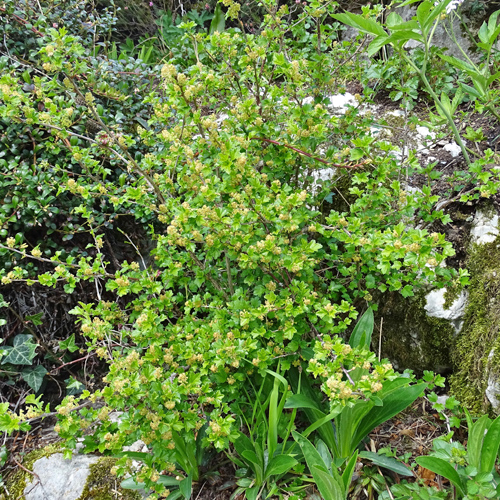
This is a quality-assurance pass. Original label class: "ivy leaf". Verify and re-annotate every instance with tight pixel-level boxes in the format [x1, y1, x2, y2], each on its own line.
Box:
[25, 312, 43, 326]
[59, 334, 79, 353]
[21, 365, 47, 392]
[1, 334, 38, 366]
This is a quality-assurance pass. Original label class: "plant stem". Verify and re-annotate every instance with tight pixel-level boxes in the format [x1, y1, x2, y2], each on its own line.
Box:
[401, 52, 471, 165]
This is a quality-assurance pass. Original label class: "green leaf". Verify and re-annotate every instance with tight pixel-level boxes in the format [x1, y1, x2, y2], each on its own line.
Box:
[158, 476, 183, 487]
[21, 365, 47, 392]
[120, 477, 145, 490]
[285, 394, 321, 410]
[209, 3, 225, 35]
[466, 411, 489, 470]
[25, 312, 43, 326]
[331, 13, 386, 37]
[311, 465, 344, 500]
[439, 54, 476, 73]
[265, 455, 298, 478]
[179, 473, 192, 499]
[59, 334, 79, 353]
[415, 456, 465, 496]
[349, 308, 374, 349]
[480, 413, 500, 473]
[302, 407, 342, 439]
[292, 431, 329, 472]
[1, 334, 37, 366]
[352, 383, 426, 448]
[358, 451, 413, 476]
[341, 451, 359, 492]
[242, 450, 263, 473]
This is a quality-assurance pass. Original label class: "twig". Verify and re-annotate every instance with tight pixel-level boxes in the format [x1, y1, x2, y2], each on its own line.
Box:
[250, 137, 368, 168]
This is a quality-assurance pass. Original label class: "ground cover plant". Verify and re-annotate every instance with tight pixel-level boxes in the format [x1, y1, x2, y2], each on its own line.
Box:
[1, 0, 500, 498]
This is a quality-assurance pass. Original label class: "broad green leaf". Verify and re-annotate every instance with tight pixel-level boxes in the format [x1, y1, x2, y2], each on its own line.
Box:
[385, 12, 403, 28]
[288, 369, 337, 449]
[352, 383, 426, 448]
[159, 476, 183, 487]
[1, 334, 37, 366]
[317, 440, 333, 474]
[331, 13, 386, 37]
[415, 456, 465, 496]
[265, 454, 298, 478]
[480, 413, 500, 473]
[166, 490, 183, 500]
[242, 450, 263, 473]
[311, 465, 344, 500]
[341, 451, 359, 492]
[285, 394, 321, 410]
[246, 485, 259, 500]
[234, 432, 255, 457]
[459, 82, 483, 99]
[358, 451, 413, 476]
[179, 473, 192, 499]
[349, 308, 374, 349]
[120, 477, 145, 490]
[439, 54, 476, 73]
[209, 3, 225, 35]
[21, 365, 47, 392]
[292, 431, 329, 471]
[467, 412, 489, 470]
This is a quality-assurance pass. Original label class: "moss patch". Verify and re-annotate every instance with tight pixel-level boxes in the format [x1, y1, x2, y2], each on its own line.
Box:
[3, 443, 62, 500]
[76, 457, 142, 500]
[376, 290, 455, 374]
[449, 237, 500, 413]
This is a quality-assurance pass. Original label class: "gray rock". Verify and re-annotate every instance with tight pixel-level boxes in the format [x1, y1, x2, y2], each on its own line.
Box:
[424, 288, 468, 335]
[24, 453, 99, 500]
[470, 210, 500, 244]
[486, 349, 500, 411]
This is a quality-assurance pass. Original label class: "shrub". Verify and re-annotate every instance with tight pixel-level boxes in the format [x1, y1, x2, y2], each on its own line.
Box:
[0, 0, 486, 497]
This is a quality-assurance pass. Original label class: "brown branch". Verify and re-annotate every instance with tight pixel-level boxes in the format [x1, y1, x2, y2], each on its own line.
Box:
[250, 137, 367, 168]
[0, 7, 45, 37]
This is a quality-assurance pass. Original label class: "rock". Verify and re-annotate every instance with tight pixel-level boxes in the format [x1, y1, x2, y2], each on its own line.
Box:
[10, 447, 143, 500]
[376, 291, 456, 374]
[486, 349, 500, 411]
[424, 289, 468, 335]
[470, 209, 500, 244]
[326, 93, 357, 114]
[443, 142, 462, 157]
[24, 453, 99, 500]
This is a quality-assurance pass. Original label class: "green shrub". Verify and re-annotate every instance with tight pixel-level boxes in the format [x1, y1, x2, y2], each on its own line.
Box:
[0, 0, 491, 498]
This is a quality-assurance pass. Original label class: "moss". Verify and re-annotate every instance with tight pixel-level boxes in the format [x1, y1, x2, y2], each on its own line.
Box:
[3, 443, 62, 500]
[376, 290, 455, 374]
[76, 457, 142, 500]
[3, 445, 140, 500]
[449, 236, 500, 414]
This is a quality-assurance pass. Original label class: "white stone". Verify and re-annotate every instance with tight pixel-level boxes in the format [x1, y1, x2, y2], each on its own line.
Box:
[416, 126, 435, 140]
[486, 349, 500, 411]
[424, 288, 468, 335]
[443, 142, 461, 157]
[25, 453, 99, 500]
[470, 210, 500, 244]
[326, 93, 357, 114]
